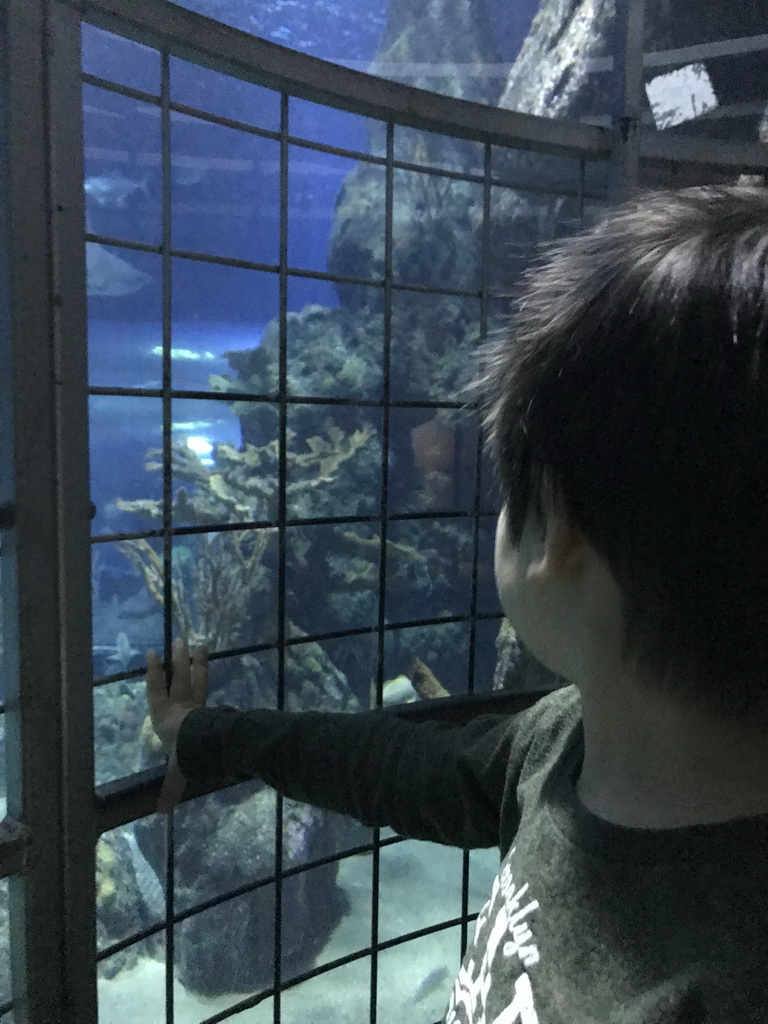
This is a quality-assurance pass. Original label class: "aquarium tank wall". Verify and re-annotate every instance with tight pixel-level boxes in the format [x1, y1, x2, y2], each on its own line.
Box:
[0, 0, 766, 1022]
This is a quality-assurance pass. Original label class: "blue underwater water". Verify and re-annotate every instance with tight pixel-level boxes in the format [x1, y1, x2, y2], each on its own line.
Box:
[75, 6, 530, 1017]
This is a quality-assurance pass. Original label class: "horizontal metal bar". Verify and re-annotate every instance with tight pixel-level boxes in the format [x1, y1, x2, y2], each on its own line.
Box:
[93, 679, 536, 837]
[68, 0, 612, 159]
[86, 385, 469, 406]
[85, 72, 610, 200]
[640, 131, 768, 172]
[644, 32, 768, 70]
[90, 504, 497, 546]
[92, 611, 481, 688]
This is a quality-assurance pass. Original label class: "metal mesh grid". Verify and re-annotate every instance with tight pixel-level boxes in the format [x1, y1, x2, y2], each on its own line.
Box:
[82, 29, 596, 1024]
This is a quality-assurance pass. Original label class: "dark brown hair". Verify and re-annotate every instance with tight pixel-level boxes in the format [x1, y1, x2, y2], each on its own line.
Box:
[472, 186, 768, 719]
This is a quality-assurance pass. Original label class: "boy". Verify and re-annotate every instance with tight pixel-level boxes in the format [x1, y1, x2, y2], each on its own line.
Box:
[146, 186, 768, 1023]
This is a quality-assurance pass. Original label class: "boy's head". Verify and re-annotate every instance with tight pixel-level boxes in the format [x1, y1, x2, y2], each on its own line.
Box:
[474, 186, 768, 723]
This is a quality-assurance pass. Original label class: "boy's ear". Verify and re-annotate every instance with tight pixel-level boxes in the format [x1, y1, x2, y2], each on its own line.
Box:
[528, 473, 586, 581]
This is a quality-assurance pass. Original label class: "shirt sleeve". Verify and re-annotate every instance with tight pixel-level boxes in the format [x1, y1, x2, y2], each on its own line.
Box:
[176, 703, 539, 849]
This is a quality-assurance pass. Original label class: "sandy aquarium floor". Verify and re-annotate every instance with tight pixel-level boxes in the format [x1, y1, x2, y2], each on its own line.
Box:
[98, 841, 500, 1024]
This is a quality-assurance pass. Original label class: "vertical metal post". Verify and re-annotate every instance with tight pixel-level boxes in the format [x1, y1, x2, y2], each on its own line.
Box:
[47, 2, 99, 1021]
[610, 0, 646, 200]
[0, 0, 68, 1020]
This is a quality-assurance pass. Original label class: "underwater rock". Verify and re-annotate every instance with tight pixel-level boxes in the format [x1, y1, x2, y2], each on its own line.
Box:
[368, 0, 503, 105]
[492, 618, 569, 693]
[96, 830, 162, 979]
[130, 639, 365, 998]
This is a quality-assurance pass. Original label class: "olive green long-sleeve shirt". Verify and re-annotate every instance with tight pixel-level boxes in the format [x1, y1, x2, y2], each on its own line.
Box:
[177, 685, 768, 1023]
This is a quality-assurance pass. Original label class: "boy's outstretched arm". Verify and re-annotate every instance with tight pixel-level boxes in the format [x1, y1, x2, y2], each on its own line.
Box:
[147, 638, 530, 849]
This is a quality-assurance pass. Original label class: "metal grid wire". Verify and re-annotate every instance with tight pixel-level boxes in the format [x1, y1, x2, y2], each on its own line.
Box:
[83, 32, 595, 1024]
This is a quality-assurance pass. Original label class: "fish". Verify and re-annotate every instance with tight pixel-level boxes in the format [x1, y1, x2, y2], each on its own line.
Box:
[86, 243, 151, 297]
[107, 631, 139, 671]
[412, 965, 451, 1004]
[381, 674, 419, 706]
[85, 172, 149, 208]
[171, 162, 207, 187]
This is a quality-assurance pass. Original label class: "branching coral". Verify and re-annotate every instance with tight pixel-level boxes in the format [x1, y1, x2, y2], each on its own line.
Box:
[114, 420, 377, 650]
[118, 530, 272, 651]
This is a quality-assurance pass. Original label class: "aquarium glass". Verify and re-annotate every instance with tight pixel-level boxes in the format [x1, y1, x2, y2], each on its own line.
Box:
[468, 847, 500, 915]
[97, 933, 166, 1024]
[277, 956, 370, 1024]
[643, 7, 768, 145]
[165, 0, 617, 127]
[171, 115, 280, 265]
[472, 618, 507, 695]
[390, 293, 481, 404]
[171, 529, 279, 653]
[170, 55, 281, 132]
[172, 779, 273, 914]
[637, 158, 752, 192]
[378, 839, 463, 945]
[286, 281, 383, 401]
[382, 621, 471, 699]
[96, 816, 167, 1022]
[82, 24, 159, 95]
[384, 518, 474, 626]
[83, 9, 599, 1019]
[171, 259, 278, 394]
[377, 926, 461, 1024]
[387, 408, 477, 516]
[83, 85, 161, 249]
[0, 879, 9, 1014]
[289, 97, 369, 153]
[285, 526, 380, 636]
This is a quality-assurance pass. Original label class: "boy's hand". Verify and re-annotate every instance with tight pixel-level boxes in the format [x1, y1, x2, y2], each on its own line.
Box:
[146, 638, 208, 814]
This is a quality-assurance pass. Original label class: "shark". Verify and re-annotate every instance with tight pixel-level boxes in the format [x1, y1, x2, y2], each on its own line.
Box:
[86, 243, 152, 297]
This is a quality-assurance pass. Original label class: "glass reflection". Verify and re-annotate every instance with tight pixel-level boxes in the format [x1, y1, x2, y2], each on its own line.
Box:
[171, 258, 277, 393]
[83, 85, 161, 249]
[285, 405, 382, 520]
[82, 24, 160, 96]
[382, 621, 470, 699]
[388, 408, 477, 516]
[393, 170, 482, 292]
[288, 146, 375, 274]
[377, 923, 460, 1023]
[384, 518, 474, 624]
[390, 291, 480, 404]
[89, 395, 163, 537]
[170, 56, 281, 132]
[171, 114, 280, 265]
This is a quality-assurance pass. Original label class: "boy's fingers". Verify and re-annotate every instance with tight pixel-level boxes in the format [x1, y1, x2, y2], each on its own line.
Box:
[170, 637, 192, 702]
[190, 646, 209, 707]
[145, 649, 169, 720]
